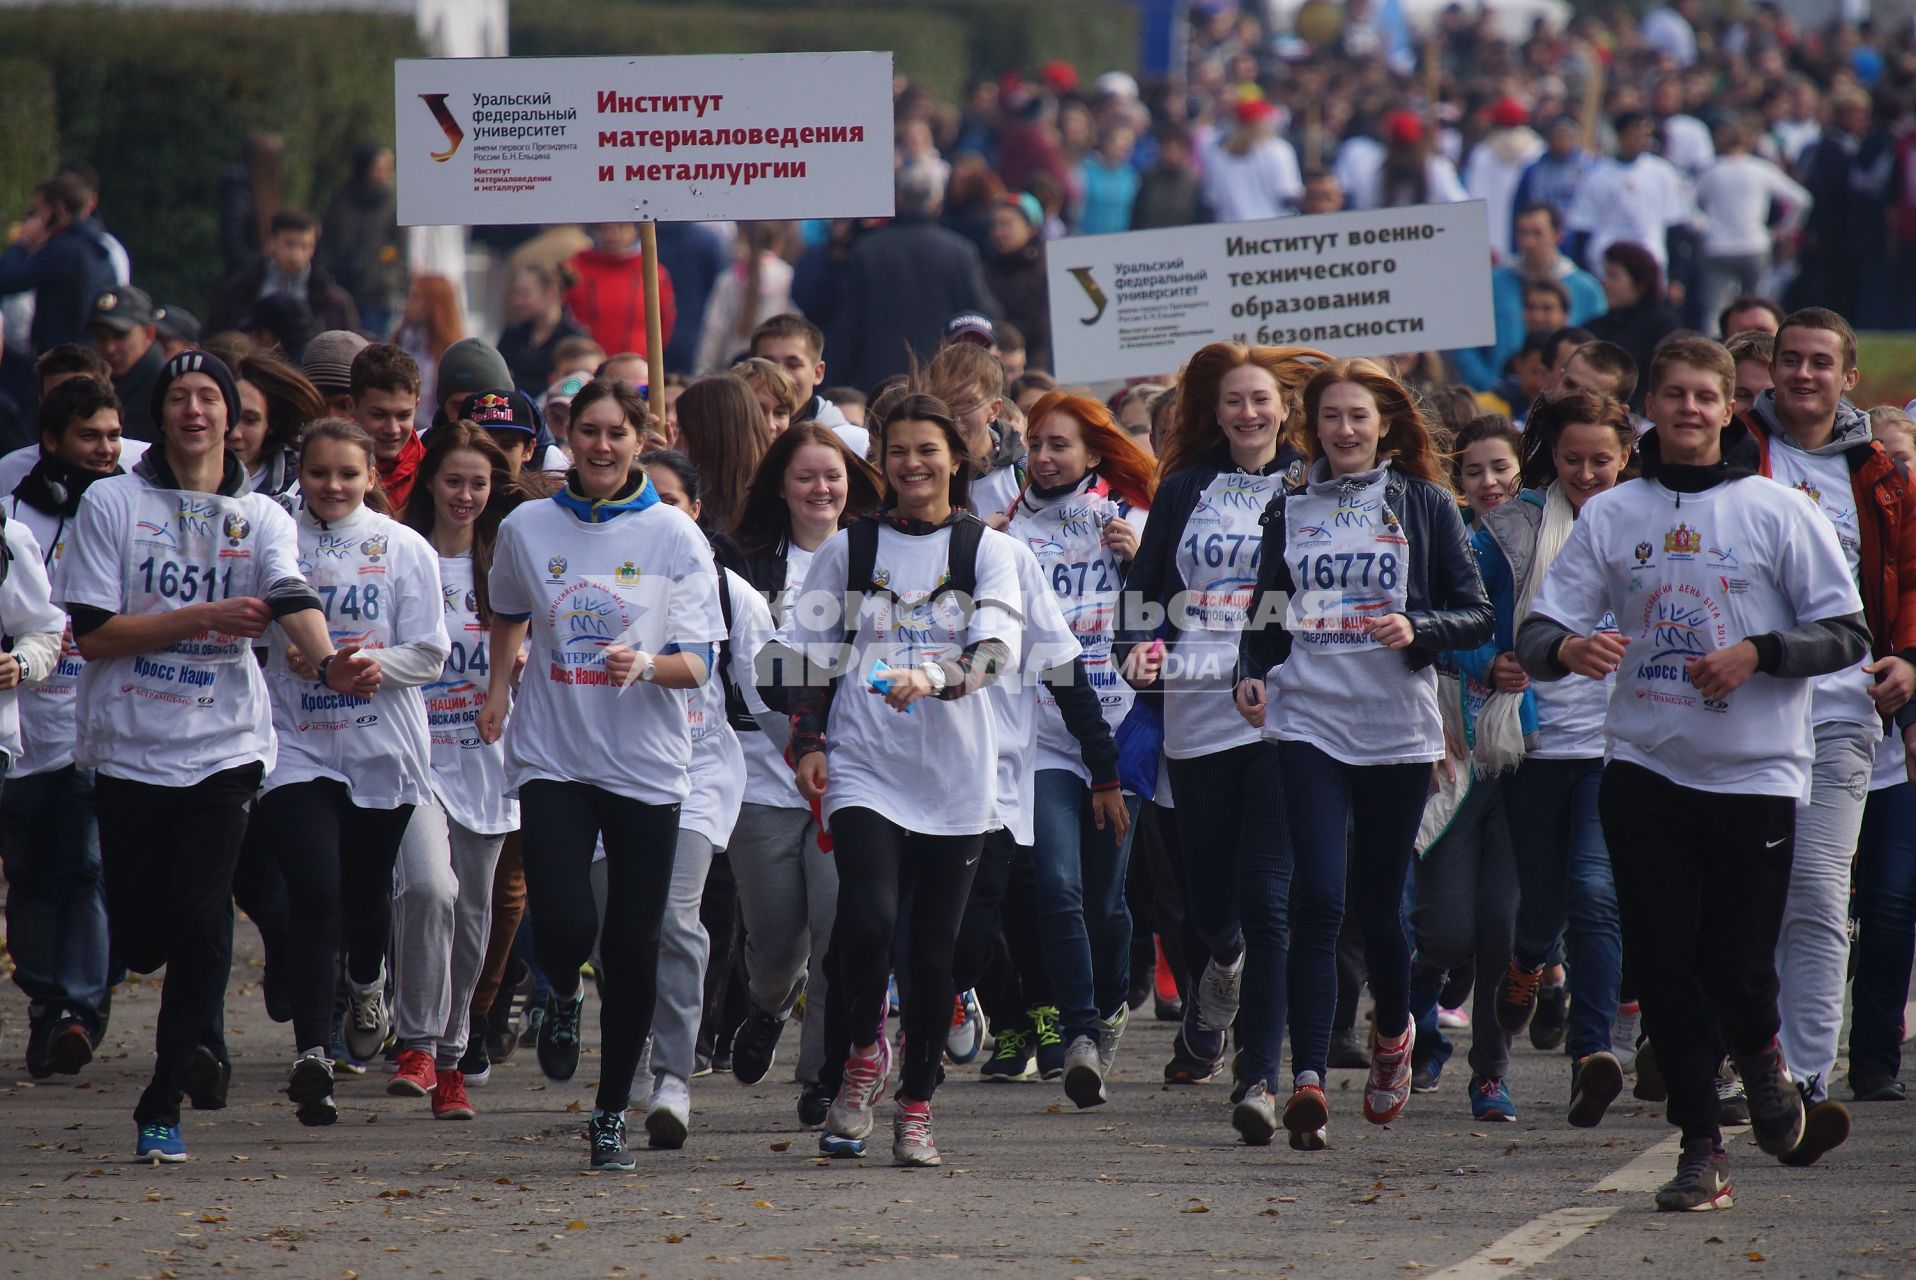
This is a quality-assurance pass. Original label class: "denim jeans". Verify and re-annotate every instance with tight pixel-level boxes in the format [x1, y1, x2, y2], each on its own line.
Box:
[1, 765, 112, 1035]
[1030, 770, 1138, 1040]
[1276, 740, 1428, 1081]
[1503, 755, 1621, 1060]
[1849, 781, 1916, 1080]
[1171, 743, 1290, 1085]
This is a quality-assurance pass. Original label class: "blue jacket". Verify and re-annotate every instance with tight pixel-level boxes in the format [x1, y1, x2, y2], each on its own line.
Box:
[1457, 492, 1544, 736]
[0, 217, 118, 354]
[1455, 262, 1607, 391]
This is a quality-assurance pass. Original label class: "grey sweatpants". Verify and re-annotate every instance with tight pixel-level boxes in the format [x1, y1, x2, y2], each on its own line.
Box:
[728, 802, 836, 1085]
[618, 827, 715, 1086]
[391, 798, 508, 1068]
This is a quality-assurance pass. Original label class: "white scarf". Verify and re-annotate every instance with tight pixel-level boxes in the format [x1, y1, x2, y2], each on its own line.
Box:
[1474, 483, 1577, 775]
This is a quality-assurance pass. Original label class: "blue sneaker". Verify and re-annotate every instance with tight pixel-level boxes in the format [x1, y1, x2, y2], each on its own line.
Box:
[946, 989, 984, 1064]
[1412, 1054, 1444, 1094]
[136, 1121, 187, 1163]
[1469, 1074, 1516, 1122]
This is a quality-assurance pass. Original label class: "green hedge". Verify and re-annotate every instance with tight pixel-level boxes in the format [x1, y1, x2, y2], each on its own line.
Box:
[511, 0, 1139, 104]
[0, 6, 420, 314]
[0, 58, 58, 229]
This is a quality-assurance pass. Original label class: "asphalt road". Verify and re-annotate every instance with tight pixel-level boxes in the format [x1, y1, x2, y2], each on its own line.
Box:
[2, 928, 1913, 1280]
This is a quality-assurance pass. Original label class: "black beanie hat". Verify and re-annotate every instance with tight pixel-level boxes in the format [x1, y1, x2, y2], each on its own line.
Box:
[152, 349, 243, 432]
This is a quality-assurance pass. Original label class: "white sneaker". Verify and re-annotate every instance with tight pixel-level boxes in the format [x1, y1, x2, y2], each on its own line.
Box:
[1195, 955, 1244, 1034]
[630, 1035, 655, 1112]
[1096, 1004, 1129, 1077]
[343, 966, 391, 1064]
[1612, 1001, 1642, 1072]
[1062, 1034, 1107, 1109]
[644, 1073, 690, 1150]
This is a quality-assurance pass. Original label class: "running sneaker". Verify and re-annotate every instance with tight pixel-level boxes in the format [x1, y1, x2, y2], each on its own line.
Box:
[826, 1036, 892, 1142]
[1195, 955, 1244, 1034]
[537, 989, 586, 1082]
[330, 1006, 366, 1076]
[980, 1026, 1036, 1082]
[1096, 1003, 1129, 1078]
[1283, 1080, 1330, 1151]
[516, 1003, 545, 1053]
[1611, 1001, 1642, 1072]
[1363, 1021, 1415, 1125]
[1569, 1052, 1624, 1129]
[46, 1017, 94, 1076]
[136, 1121, 187, 1164]
[287, 1050, 339, 1127]
[1031, 1006, 1066, 1080]
[1633, 1039, 1667, 1102]
[646, 1073, 691, 1149]
[458, 1035, 491, 1088]
[1327, 1026, 1371, 1070]
[182, 1044, 230, 1110]
[1469, 1074, 1516, 1122]
[1849, 1071, 1905, 1102]
[492, 964, 534, 1061]
[1716, 1069, 1751, 1127]
[343, 967, 392, 1064]
[886, 974, 902, 1016]
[1163, 1024, 1227, 1085]
[797, 1081, 833, 1128]
[818, 1131, 867, 1158]
[1494, 959, 1543, 1035]
[1411, 1054, 1444, 1095]
[1153, 939, 1182, 1021]
[892, 1099, 941, 1167]
[1736, 1039, 1805, 1157]
[1655, 1138, 1733, 1212]
[1437, 1006, 1470, 1030]
[590, 1110, 638, 1171]
[432, 1068, 475, 1120]
[1529, 983, 1569, 1051]
[1062, 1034, 1107, 1109]
[731, 1007, 787, 1085]
[388, 1048, 437, 1098]
[1779, 1094, 1851, 1168]
[946, 989, 985, 1065]
[1232, 1080, 1278, 1146]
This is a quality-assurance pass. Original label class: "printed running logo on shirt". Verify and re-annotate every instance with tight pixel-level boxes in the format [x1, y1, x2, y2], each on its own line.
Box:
[313, 533, 356, 559]
[1632, 580, 1729, 708]
[1709, 545, 1752, 595]
[548, 581, 635, 671]
[1291, 522, 1334, 547]
[1662, 523, 1703, 559]
[134, 519, 179, 551]
[1213, 473, 1273, 511]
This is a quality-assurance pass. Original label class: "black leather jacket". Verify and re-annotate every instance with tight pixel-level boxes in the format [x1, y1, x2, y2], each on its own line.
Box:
[1239, 464, 1494, 680]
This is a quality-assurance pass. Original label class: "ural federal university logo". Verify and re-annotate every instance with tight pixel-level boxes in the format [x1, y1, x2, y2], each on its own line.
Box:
[420, 93, 464, 162]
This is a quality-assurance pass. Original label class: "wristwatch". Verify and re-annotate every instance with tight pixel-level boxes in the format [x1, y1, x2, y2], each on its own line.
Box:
[316, 653, 337, 687]
[638, 652, 658, 683]
[918, 658, 949, 697]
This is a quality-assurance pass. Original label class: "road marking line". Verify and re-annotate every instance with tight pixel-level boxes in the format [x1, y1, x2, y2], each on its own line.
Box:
[1433, 1133, 1682, 1279]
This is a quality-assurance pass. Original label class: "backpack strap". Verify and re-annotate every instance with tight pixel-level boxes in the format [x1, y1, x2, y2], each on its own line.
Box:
[712, 569, 760, 732]
[842, 516, 881, 648]
[939, 511, 987, 604]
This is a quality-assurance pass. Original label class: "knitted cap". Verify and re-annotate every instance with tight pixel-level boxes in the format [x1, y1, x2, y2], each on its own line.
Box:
[436, 338, 513, 403]
[302, 329, 370, 395]
[152, 349, 242, 430]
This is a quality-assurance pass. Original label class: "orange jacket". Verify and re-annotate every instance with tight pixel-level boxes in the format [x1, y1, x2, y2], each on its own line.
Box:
[1743, 403, 1916, 666]
[565, 248, 676, 364]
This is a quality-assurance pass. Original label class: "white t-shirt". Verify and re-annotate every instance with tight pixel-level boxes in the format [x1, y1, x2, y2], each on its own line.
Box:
[1007, 476, 1146, 781]
[741, 544, 812, 809]
[986, 538, 1092, 846]
[421, 554, 519, 835]
[1264, 467, 1442, 765]
[262, 506, 448, 808]
[1695, 154, 1811, 257]
[1164, 469, 1281, 760]
[60, 470, 304, 786]
[971, 462, 1024, 523]
[1567, 153, 1693, 269]
[7, 494, 86, 776]
[681, 567, 766, 849]
[0, 515, 64, 768]
[1529, 607, 1616, 760]
[1764, 440, 1877, 734]
[1530, 475, 1863, 798]
[1869, 726, 1909, 793]
[0, 440, 150, 500]
[1202, 137, 1304, 222]
[489, 493, 725, 806]
[780, 520, 1023, 836]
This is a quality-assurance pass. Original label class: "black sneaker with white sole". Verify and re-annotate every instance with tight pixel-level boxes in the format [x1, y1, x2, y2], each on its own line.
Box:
[1779, 1092, 1850, 1168]
[1654, 1138, 1733, 1212]
[1569, 1051, 1623, 1129]
[1735, 1040, 1804, 1158]
[287, 1052, 339, 1127]
[731, 1008, 787, 1086]
[537, 990, 586, 1082]
[183, 1044, 230, 1111]
[590, 1111, 638, 1170]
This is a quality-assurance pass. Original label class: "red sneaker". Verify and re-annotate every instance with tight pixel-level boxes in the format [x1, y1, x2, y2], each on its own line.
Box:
[388, 1048, 437, 1098]
[432, 1068, 475, 1120]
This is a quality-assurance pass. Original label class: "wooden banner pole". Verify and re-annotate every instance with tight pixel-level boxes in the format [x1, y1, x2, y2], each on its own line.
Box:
[640, 220, 665, 428]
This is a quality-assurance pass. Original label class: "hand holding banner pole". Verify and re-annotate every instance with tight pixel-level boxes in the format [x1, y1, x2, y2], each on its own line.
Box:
[641, 220, 665, 427]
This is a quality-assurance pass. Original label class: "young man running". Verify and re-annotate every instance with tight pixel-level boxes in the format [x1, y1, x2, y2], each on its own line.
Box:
[59, 350, 380, 1162]
[1517, 336, 1869, 1211]
[1740, 308, 1916, 1112]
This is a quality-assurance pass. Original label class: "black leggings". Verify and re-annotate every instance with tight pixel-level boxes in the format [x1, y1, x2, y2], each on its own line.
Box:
[96, 762, 262, 1127]
[519, 779, 680, 1115]
[825, 807, 983, 1101]
[257, 778, 415, 1055]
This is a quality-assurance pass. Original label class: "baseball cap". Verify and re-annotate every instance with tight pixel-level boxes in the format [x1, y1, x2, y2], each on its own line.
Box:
[153, 304, 202, 344]
[88, 285, 157, 333]
[1488, 97, 1529, 129]
[459, 387, 542, 436]
[944, 312, 997, 348]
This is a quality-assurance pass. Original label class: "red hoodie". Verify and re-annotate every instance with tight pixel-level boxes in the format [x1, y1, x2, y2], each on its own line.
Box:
[566, 248, 677, 363]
